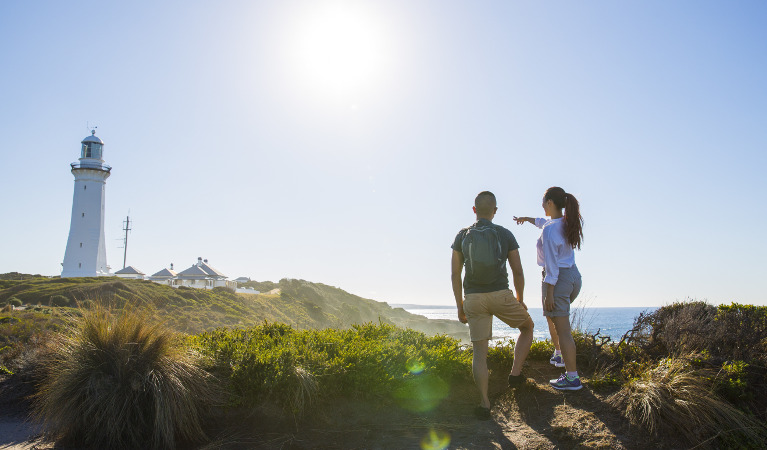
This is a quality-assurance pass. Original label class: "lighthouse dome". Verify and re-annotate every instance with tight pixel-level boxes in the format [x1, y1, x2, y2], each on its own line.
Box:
[80, 130, 104, 159]
[81, 131, 104, 145]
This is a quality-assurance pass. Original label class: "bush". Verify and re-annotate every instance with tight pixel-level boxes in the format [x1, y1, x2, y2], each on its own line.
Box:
[487, 339, 515, 371]
[528, 339, 555, 361]
[79, 299, 95, 309]
[9, 297, 22, 307]
[50, 295, 70, 307]
[33, 307, 218, 449]
[618, 302, 767, 418]
[192, 322, 471, 416]
[607, 355, 767, 447]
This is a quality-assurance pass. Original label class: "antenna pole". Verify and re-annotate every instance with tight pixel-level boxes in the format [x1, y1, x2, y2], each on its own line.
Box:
[122, 216, 132, 269]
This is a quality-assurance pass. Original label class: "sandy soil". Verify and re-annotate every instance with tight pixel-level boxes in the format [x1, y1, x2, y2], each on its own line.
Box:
[0, 416, 47, 450]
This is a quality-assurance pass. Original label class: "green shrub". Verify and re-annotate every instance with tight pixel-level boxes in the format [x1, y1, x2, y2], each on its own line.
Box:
[487, 339, 515, 371]
[192, 322, 471, 415]
[33, 307, 218, 449]
[9, 297, 22, 307]
[79, 299, 95, 309]
[528, 339, 555, 361]
[715, 360, 752, 405]
[50, 295, 70, 307]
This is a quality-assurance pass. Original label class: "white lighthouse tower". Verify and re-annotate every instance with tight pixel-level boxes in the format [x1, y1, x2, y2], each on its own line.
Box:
[61, 130, 112, 277]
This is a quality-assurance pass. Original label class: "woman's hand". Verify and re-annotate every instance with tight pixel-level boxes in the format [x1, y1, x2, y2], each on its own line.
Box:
[544, 283, 555, 312]
[513, 216, 533, 225]
[544, 295, 555, 312]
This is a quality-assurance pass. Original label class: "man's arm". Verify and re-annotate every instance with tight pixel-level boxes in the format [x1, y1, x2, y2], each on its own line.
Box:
[451, 250, 467, 323]
[508, 249, 526, 309]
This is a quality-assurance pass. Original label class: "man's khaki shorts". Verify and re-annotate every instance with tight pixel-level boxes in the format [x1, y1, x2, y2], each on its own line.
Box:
[463, 289, 531, 342]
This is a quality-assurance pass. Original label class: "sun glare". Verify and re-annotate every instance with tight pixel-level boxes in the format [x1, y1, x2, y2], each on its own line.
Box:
[291, 5, 388, 96]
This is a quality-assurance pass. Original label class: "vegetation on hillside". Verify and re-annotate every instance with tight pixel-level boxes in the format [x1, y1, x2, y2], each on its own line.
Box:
[1, 274, 766, 448]
[192, 322, 471, 417]
[0, 275, 468, 340]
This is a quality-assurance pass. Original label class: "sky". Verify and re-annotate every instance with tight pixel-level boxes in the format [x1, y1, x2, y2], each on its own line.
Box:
[1, 1, 766, 307]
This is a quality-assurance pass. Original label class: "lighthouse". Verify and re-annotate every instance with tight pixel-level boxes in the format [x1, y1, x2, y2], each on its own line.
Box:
[61, 130, 112, 277]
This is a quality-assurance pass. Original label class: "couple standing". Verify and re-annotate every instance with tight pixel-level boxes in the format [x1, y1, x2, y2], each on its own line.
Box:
[450, 188, 584, 420]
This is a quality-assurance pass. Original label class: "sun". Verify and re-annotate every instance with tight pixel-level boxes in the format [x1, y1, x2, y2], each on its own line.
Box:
[291, 5, 388, 96]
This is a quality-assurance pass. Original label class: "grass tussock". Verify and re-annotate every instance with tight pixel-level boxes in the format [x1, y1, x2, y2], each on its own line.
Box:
[607, 355, 767, 448]
[32, 306, 218, 449]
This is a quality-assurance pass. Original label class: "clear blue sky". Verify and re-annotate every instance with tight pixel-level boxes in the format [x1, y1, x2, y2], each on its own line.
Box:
[1, 1, 765, 307]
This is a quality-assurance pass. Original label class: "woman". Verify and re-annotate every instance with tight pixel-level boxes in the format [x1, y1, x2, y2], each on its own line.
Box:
[514, 186, 583, 390]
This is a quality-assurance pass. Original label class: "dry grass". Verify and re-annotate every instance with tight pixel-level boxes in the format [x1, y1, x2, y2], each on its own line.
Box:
[607, 355, 767, 448]
[32, 306, 219, 449]
[291, 366, 319, 417]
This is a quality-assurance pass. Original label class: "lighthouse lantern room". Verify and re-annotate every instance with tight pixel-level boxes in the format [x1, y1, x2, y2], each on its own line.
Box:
[61, 130, 112, 277]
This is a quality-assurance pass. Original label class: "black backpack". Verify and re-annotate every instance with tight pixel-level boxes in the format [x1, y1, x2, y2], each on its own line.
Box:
[461, 224, 504, 284]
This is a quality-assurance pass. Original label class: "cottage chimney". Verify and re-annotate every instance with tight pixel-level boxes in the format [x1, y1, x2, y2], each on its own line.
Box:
[197, 257, 202, 266]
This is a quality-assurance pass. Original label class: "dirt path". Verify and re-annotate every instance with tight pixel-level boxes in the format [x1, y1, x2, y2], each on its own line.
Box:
[201, 361, 673, 449]
[0, 416, 47, 450]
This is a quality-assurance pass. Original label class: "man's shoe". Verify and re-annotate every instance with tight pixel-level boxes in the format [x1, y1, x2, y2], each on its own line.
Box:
[474, 405, 492, 420]
[549, 354, 565, 368]
[508, 373, 525, 388]
[550, 374, 582, 391]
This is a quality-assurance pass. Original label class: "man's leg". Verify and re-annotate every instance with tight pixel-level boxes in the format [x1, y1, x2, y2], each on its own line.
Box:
[551, 316, 577, 372]
[510, 316, 534, 376]
[472, 339, 490, 408]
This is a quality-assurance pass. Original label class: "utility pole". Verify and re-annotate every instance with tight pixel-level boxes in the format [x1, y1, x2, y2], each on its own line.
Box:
[122, 216, 132, 269]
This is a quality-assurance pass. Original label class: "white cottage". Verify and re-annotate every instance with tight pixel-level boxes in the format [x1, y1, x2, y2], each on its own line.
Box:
[172, 258, 236, 290]
[114, 266, 145, 279]
[148, 265, 178, 286]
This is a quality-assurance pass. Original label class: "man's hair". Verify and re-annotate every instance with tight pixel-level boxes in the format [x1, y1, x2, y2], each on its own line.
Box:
[474, 191, 497, 216]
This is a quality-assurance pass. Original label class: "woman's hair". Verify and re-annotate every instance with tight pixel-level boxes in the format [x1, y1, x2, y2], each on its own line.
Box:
[544, 186, 583, 250]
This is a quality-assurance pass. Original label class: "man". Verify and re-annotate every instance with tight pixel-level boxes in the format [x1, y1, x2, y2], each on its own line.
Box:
[451, 191, 534, 420]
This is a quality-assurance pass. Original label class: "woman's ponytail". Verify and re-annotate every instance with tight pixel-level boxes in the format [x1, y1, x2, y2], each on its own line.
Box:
[563, 193, 583, 250]
[544, 187, 584, 250]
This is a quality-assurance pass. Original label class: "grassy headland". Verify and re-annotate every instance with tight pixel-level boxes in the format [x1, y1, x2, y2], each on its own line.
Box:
[1, 274, 766, 448]
[0, 275, 468, 339]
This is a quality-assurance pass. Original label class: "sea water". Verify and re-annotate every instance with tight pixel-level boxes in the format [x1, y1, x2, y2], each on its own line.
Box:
[397, 305, 657, 343]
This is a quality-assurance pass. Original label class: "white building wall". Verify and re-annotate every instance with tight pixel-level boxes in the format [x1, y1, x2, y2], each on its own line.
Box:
[62, 167, 111, 277]
[115, 273, 144, 280]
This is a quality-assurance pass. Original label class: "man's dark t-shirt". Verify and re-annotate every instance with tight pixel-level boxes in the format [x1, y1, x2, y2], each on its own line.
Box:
[452, 218, 520, 294]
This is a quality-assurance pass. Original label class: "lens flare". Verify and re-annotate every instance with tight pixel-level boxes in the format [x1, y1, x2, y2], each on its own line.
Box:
[394, 373, 449, 413]
[406, 358, 426, 375]
[420, 428, 450, 450]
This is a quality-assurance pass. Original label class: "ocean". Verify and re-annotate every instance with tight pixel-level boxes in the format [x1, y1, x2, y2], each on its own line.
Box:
[396, 305, 657, 343]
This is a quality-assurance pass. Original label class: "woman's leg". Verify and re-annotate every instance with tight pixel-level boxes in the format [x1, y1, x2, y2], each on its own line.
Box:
[547, 316, 560, 351]
[551, 316, 576, 372]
